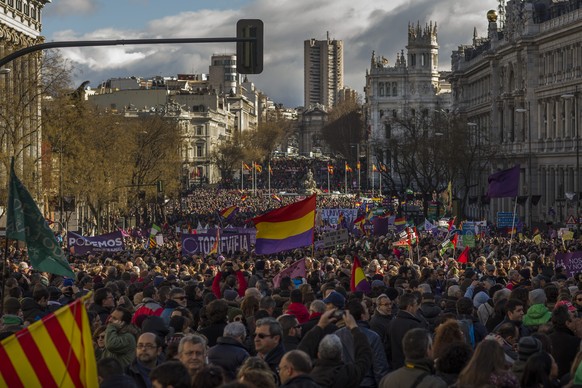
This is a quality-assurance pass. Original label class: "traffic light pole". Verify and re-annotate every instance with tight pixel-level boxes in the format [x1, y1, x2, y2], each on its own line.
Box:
[0, 19, 263, 73]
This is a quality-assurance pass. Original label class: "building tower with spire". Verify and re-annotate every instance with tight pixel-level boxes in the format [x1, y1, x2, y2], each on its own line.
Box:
[364, 20, 451, 193]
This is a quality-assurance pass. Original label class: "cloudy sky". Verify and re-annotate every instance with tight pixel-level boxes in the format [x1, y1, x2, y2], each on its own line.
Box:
[42, 0, 499, 107]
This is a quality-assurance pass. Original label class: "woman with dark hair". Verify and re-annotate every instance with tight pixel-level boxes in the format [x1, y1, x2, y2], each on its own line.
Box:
[435, 342, 473, 385]
[192, 364, 226, 388]
[456, 339, 519, 388]
[520, 351, 559, 388]
[486, 298, 508, 332]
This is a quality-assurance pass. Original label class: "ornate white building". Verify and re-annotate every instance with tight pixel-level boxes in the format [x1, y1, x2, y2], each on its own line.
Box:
[0, 0, 49, 198]
[450, 0, 582, 227]
[364, 21, 451, 191]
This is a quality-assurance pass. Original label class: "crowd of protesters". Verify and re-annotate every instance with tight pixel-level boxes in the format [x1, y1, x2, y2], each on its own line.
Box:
[4, 190, 582, 387]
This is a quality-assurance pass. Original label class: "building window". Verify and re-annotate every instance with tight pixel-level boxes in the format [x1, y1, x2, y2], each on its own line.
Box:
[30, 6, 35, 19]
[385, 123, 392, 139]
[392, 82, 398, 96]
[196, 126, 203, 136]
[379, 82, 384, 96]
[196, 144, 204, 157]
[15, 0, 20, 11]
[23, 2, 28, 15]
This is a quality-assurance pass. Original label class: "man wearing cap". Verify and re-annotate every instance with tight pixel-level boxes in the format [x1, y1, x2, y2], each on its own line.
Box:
[388, 293, 425, 369]
[511, 336, 542, 381]
[323, 291, 345, 312]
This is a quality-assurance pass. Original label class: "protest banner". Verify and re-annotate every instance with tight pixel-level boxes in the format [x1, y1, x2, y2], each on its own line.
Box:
[68, 231, 125, 255]
[181, 232, 251, 255]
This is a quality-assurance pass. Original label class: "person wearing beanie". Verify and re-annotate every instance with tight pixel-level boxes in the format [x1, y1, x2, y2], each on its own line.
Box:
[523, 289, 552, 331]
[473, 291, 490, 309]
[511, 336, 542, 381]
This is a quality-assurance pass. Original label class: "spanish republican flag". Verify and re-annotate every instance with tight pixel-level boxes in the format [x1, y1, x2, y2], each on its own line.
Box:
[209, 228, 220, 254]
[0, 294, 98, 387]
[350, 256, 371, 293]
[252, 194, 316, 255]
[219, 205, 239, 220]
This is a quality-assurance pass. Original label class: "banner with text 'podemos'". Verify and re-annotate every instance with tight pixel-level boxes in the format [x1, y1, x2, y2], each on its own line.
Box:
[68, 231, 125, 255]
[181, 232, 251, 255]
[555, 251, 582, 278]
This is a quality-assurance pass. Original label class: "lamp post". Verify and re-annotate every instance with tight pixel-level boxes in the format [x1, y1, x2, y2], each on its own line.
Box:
[562, 91, 578, 233]
[468, 122, 479, 219]
[516, 104, 532, 230]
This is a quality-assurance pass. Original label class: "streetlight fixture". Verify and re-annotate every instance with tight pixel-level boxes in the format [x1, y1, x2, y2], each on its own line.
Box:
[467, 122, 480, 219]
[562, 91, 578, 233]
[515, 105, 532, 230]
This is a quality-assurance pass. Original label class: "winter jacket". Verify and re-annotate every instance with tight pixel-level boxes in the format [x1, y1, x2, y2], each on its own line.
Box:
[388, 310, 425, 369]
[101, 323, 138, 370]
[207, 336, 249, 380]
[335, 321, 390, 387]
[198, 321, 227, 347]
[379, 358, 446, 388]
[477, 300, 494, 325]
[126, 357, 161, 388]
[418, 302, 441, 332]
[262, 341, 286, 385]
[549, 326, 581, 378]
[299, 326, 372, 388]
[131, 297, 163, 325]
[369, 311, 392, 360]
[286, 302, 310, 324]
[280, 374, 322, 388]
[160, 299, 180, 324]
[21, 297, 48, 323]
[523, 303, 552, 327]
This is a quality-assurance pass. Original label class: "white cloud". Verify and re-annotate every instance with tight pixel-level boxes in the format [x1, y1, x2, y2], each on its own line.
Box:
[45, 0, 98, 17]
[47, 0, 499, 107]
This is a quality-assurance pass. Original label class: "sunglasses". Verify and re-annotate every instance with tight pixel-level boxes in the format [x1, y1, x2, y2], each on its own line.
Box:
[254, 333, 273, 339]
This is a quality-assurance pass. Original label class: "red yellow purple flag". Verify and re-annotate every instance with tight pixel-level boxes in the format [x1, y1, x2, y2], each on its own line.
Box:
[253, 195, 316, 255]
[350, 256, 371, 293]
[0, 294, 98, 387]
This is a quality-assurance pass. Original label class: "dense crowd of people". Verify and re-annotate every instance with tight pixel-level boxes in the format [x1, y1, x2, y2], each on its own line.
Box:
[3, 191, 582, 387]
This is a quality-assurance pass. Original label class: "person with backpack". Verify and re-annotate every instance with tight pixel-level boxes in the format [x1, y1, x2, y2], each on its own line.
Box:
[379, 328, 446, 388]
[456, 297, 487, 348]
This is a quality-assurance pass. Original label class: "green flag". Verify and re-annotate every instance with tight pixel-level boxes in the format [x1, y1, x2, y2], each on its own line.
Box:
[6, 160, 74, 278]
[439, 239, 454, 256]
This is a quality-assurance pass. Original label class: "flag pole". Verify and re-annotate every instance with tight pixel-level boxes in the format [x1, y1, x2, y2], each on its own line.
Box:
[268, 160, 271, 195]
[241, 162, 244, 191]
[327, 166, 330, 193]
[344, 163, 347, 194]
[508, 196, 518, 257]
[379, 170, 382, 196]
[372, 169, 375, 197]
[358, 163, 361, 192]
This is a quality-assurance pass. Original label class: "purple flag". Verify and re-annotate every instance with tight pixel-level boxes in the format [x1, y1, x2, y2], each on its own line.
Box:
[487, 165, 520, 198]
[272, 258, 306, 288]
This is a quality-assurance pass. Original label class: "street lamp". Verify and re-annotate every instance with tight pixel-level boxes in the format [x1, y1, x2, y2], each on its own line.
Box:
[562, 91, 578, 232]
[467, 122, 480, 220]
[516, 105, 532, 230]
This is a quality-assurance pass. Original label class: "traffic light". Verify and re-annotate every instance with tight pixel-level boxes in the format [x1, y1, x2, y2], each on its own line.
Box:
[157, 180, 163, 193]
[236, 19, 263, 74]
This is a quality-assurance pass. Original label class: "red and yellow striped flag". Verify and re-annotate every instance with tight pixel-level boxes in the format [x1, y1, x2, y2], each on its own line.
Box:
[0, 294, 98, 387]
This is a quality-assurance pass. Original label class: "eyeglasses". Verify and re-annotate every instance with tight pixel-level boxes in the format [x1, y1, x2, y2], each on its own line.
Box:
[137, 344, 157, 350]
[254, 333, 273, 339]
